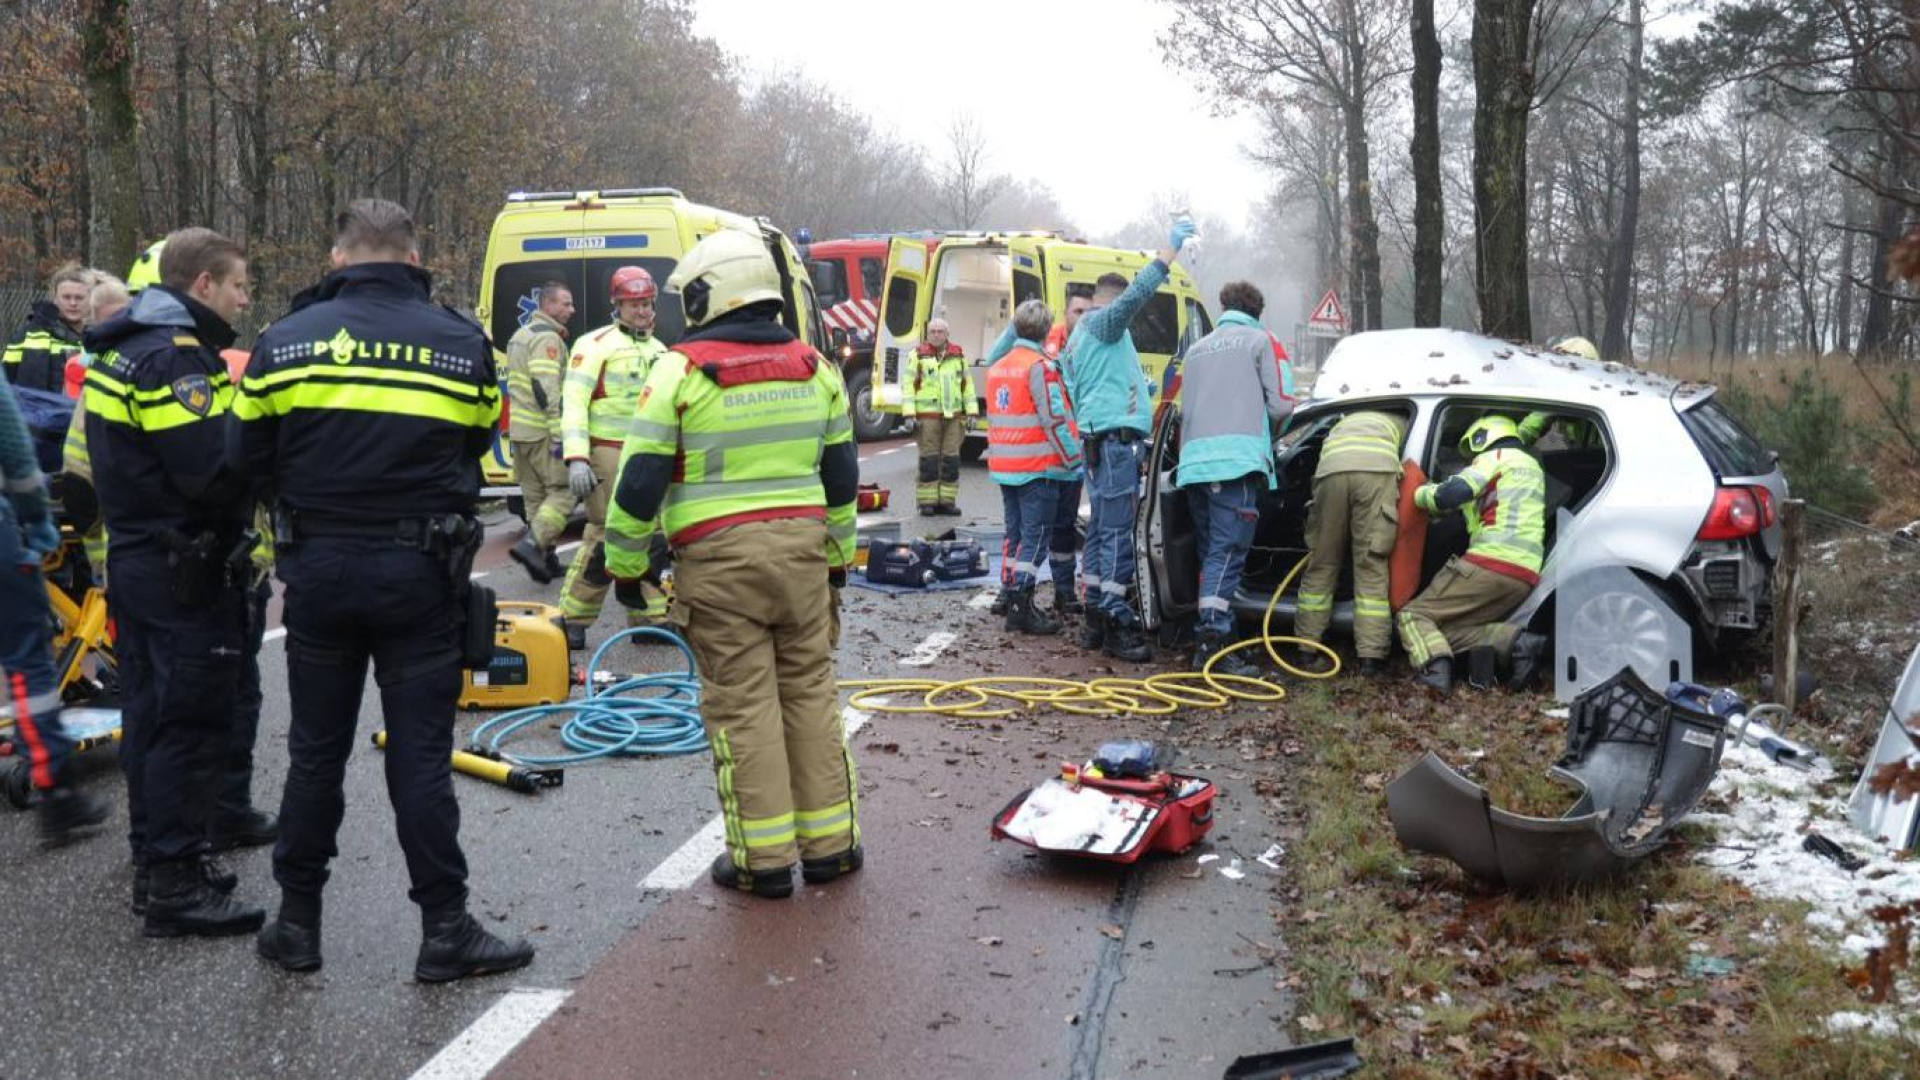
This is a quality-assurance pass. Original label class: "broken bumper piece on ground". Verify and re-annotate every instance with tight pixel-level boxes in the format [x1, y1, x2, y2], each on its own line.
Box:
[1848, 641, 1920, 852]
[1386, 668, 1728, 890]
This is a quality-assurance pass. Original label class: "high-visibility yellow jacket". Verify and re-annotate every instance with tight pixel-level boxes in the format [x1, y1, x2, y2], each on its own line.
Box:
[604, 326, 858, 580]
[504, 311, 568, 441]
[909, 342, 976, 419]
[1315, 410, 1407, 478]
[1416, 445, 1546, 582]
[563, 321, 666, 461]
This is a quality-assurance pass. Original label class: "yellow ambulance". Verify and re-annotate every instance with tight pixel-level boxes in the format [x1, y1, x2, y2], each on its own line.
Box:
[871, 232, 1213, 457]
[474, 188, 829, 506]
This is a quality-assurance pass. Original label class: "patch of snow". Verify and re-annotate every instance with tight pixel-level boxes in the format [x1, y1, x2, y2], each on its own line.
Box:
[1826, 1010, 1915, 1040]
[1696, 741, 1920, 960]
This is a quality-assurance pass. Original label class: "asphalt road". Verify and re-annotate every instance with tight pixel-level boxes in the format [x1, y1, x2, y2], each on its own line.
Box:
[2, 433, 1300, 1080]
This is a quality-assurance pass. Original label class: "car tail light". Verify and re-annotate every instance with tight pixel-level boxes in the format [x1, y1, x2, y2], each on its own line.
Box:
[1698, 486, 1765, 541]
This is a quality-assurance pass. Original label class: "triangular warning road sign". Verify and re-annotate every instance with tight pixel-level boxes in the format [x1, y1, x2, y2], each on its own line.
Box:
[1308, 289, 1347, 330]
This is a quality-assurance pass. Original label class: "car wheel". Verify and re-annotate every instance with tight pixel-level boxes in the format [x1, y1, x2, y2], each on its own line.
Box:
[1564, 582, 1683, 686]
[845, 366, 892, 442]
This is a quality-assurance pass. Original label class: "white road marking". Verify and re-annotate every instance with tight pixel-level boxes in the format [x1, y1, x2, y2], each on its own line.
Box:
[967, 589, 999, 610]
[900, 630, 958, 667]
[872, 445, 909, 457]
[639, 707, 871, 891]
[263, 627, 287, 643]
[408, 987, 571, 1080]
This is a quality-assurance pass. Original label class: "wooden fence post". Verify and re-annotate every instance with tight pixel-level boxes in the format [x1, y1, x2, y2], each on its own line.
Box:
[1772, 498, 1806, 714]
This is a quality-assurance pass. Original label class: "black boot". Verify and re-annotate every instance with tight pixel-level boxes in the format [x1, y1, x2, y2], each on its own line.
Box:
[564, 622, 587, 652]
[509, 535, 553, 584]
[1006, 588, 1060, 635]
[415, 904, 536, 983]
[801, 845, 864, 885]
[919, 505, 938, 517]
[1415, 656, 1454, 696]
[1051, 586, 1083, 617]
[543, 548, 564, 581]
[144, 859, 265, 938]
[1357, 656, 1387, 678]
[1104, 618, 1152, 663]
[132, 855, 236, 916]
[209, 807, 280, 852]
[1507, 632, 1550, 691]
[257, 892, 323, 973]
[1194, 632, 1258, 678]
[709, 853, 794, 899]
[1079, 608, 1109, 651]
[37, 786, 107, 847]
[989, 588, 1011, 617]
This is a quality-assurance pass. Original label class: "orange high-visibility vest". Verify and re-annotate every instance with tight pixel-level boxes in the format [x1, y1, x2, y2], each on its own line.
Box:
[986, 345, 1068, 482]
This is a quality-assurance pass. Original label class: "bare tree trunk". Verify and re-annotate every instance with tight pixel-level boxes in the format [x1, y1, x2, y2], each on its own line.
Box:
[82, 0, 141, 274]
[173, 0, 193, 229]
[1342, 7, 1384, 330]
[1599, 0, 1642, 361]
[1859, 185, 1903, 358]
[1472, 0, 1535, 340]
[1410, 0, 1444, 327]
[1834, 187, 1856, 353]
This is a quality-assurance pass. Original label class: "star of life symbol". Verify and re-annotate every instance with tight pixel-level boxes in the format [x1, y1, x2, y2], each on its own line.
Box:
[516, 290, 540, 327]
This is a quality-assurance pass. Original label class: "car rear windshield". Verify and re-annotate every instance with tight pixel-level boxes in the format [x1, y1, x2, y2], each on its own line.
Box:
[1680, 396, 1773, 477]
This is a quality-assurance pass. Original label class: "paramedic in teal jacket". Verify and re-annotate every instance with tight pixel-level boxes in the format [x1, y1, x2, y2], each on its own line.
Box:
[1058, 218, 1195, 663]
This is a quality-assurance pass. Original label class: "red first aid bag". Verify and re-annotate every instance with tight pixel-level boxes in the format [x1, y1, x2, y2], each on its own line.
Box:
[990, 773, 1215, 864]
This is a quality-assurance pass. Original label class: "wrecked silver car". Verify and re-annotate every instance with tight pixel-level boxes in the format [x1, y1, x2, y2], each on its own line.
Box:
[1386, 668, 1729, 889]
[1139, 329, 1788, 662]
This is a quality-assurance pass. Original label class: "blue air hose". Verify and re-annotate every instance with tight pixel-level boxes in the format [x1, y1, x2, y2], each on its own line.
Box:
[467, 627, 708, 765]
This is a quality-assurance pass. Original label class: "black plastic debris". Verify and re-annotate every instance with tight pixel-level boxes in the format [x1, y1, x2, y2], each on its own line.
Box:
[1223, 1037, 1363, 1079]
[1386, 668, 1728, 890]
[1803, 832, 1868, 873]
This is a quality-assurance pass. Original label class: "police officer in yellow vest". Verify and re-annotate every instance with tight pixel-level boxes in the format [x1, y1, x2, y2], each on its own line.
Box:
[1397, 415, 1551, 695]
[605, 230, 861, 899]
[560, 267, 670, 647]
[910, 318, 975, 515]
[1293, 411, 1407, 677]
[4, 264, 89, 392]
[505, 280, 575, 583]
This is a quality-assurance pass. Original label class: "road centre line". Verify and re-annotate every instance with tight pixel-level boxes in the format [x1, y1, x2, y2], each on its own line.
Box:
[901, 631, 958, 668]
[638, 707, 871, 891]
[407, 987, 571, 1080]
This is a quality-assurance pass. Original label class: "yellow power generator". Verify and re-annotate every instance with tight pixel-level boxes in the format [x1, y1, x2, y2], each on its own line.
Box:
[460, 601, 573, 710]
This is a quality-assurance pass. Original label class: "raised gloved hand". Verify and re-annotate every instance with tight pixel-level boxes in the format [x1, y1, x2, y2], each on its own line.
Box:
[1412, 484, 1438, 513]
[1169, 219, 1199, 255]
[568, 460, 599, 498]
[20, 518, 60, 565]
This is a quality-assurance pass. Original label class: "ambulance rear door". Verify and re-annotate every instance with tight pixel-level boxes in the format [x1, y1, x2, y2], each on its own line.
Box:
[874, 237, 932, 414]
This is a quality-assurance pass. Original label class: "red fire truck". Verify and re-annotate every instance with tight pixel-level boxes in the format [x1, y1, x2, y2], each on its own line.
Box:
[804, 233, 941, 441]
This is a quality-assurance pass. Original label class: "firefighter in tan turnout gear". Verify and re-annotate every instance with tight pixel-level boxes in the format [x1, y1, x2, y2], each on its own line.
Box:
[604, 230, 862, 899]
[1292, 410, 1407, 677]
[505, 280, 576, 583]
[560, 266, 671, 648]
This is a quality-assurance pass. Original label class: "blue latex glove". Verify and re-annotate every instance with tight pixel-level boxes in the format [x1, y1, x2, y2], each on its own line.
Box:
[20, 519, 59, 565]
[549, 440, 564, 459]
[1169, 219, 1198, 254]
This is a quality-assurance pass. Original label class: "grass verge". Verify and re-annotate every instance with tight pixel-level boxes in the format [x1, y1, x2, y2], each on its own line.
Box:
[1269, 677, 1915, 1077]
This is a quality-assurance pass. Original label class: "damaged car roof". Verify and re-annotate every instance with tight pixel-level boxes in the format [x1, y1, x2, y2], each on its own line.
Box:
[1309, 328, 1707, 407]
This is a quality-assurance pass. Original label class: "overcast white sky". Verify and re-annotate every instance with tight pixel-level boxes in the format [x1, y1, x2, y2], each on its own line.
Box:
[692, 0, 1272, 237]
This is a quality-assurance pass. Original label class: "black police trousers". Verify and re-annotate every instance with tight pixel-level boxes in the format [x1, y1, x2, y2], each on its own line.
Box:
[272, 538, 469, 911]
[110, 550, 246, 865]
[218, 577, 272, 820]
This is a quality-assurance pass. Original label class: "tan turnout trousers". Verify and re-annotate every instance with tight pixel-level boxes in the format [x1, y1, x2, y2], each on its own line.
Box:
[1294, 470, 1399, 658]
[675, 519, 858, 872]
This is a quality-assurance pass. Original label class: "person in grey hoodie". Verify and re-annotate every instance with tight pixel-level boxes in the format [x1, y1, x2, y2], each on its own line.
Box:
[1174, 281, 1295, 675]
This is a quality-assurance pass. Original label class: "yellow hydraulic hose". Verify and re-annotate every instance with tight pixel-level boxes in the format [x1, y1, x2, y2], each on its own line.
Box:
[839, 554, 1342, 720]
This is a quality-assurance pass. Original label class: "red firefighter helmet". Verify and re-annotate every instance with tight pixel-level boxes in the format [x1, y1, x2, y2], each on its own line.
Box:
[609, 266, 657, 302]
